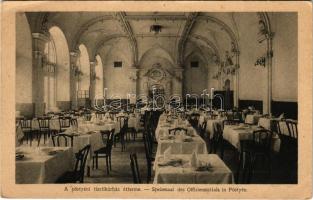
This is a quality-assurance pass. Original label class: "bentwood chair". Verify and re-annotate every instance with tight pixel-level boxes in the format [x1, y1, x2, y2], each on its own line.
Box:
[20, 118, 34, 146]
[238, 129, 273, 183]
[115, 117, 128, 151]
[56, 145, 91, 183]
[51, 133, 74, 147]
[92, 129, 115, 174]
[143, 133, 155, 183]
[189, 113, 200, 128]
[37, 117, 51, 146]
[285, 120, 298, 172]
[130, 153, 142, 184]
[210, 123, 224, 154]
[59, 116, 71, 133]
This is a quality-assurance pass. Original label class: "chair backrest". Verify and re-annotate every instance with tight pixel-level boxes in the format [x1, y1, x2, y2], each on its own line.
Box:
[233, 111, 243, 122]
[130, 153, 141, 184]
[169, 127, 188, 135]
[109, 112, 117, 120]
[37, 117, 50, 130]
[74, 144, 91, 183]
[212, 122, 223, 141]
[59, 117, 71, 131]
[96, 111, 106, 119]
[52, 133, 74, 147]
[117, 116, 129, 129]
[20, 118, 32, 130]
[70, 118, 78, 127]
[101, 129, 115, 153]
[252, 129, 273, 151]
[83, 113, 92, 121]
[271, 120, 282, 135]
[286, 120, 298, 138]
[210, 114, 218, 120]
[199, 121, 207, 137]
[189, 113, 200, 125]
[143, 134, 152, 163]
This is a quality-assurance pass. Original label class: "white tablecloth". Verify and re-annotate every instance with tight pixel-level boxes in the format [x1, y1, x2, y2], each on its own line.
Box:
[223, 125, 281, 152]
[76, 119, 120, 134]
[245, 114, 262, 124]
[155, 120, 207, 155]
[16, 146, 73, 184]
[153, 154, 234, 184]
[156, 135, 208, 155]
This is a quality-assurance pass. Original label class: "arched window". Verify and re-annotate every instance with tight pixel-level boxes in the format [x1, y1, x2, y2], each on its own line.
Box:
[43, 32, 57, 112]
[49, 26, 70, 109]
[43, 26, 70, 113]
[78, 44, 90, 98]
[94, 55, 104, 100]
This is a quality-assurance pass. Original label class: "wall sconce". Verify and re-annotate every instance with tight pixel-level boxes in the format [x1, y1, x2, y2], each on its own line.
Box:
[255, 57, 266, 67]
[129, 74, 137, 82]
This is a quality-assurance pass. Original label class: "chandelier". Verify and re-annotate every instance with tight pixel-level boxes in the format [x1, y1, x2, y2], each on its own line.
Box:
[150, 24, 162, 34]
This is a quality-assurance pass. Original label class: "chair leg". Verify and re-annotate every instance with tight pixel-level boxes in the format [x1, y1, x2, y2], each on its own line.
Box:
[236, 151, 243, 183]
[30, 132, 33, 146]
[92, 156, 94, 169]
[109, 155, 112, 170]
[43, 132, 46, 144]
[106, 157, 109, 175]
[95, 154, 98, 169]
[147, 164, 151, 183]
[247, 154, 256, 184]
[37, 132, 42, 146]
[220, 140, 225, 160]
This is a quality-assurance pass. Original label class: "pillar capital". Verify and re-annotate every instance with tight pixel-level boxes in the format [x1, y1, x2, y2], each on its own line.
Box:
[69, 50, 80, 68]
[90, 61, 97, 67]
[32, 33, 50, 53]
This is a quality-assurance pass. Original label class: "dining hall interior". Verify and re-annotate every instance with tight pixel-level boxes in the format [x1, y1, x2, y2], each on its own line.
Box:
[15, 12, 298, 184]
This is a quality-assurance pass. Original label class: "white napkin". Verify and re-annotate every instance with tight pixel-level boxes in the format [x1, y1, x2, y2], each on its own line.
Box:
[190, 151, 199, 168]
[278, 113, 285, 120]
[163, 147, 172, 160]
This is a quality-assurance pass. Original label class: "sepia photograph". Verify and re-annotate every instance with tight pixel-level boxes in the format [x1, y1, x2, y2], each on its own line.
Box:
[1, 1, 312, 198]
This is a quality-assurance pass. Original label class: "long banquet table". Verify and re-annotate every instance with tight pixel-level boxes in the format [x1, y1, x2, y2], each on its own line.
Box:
[153, 154, 234, 184]
[16, 146, 73, 184]
[155, 118, 208, 155]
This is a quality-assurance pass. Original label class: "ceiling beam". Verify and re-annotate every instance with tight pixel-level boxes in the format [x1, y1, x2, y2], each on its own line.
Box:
[113, 12, 138, 66]
[189, 34, 221, 64]
[70, 15, 114, 51]
[177, 12, 199, 66]
[125, 15, 187, 21]
[135, 33, 181, 38]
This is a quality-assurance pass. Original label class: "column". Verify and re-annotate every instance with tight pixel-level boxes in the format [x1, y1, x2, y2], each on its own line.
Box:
[89, 60, 96, 107]
[70, 50, 80, 110]
[233, 51, 240, 108]
[263, 34, 274, 114]
[172, 67, 184, 98]
[129, 65, 139, 104]
[32, 33, 50, 117]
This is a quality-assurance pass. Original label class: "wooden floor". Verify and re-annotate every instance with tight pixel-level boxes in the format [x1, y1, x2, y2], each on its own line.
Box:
[85, 132, 298, 184]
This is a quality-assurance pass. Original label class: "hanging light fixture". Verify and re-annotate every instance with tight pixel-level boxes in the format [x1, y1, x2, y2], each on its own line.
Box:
[150, 18, 162, 35]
